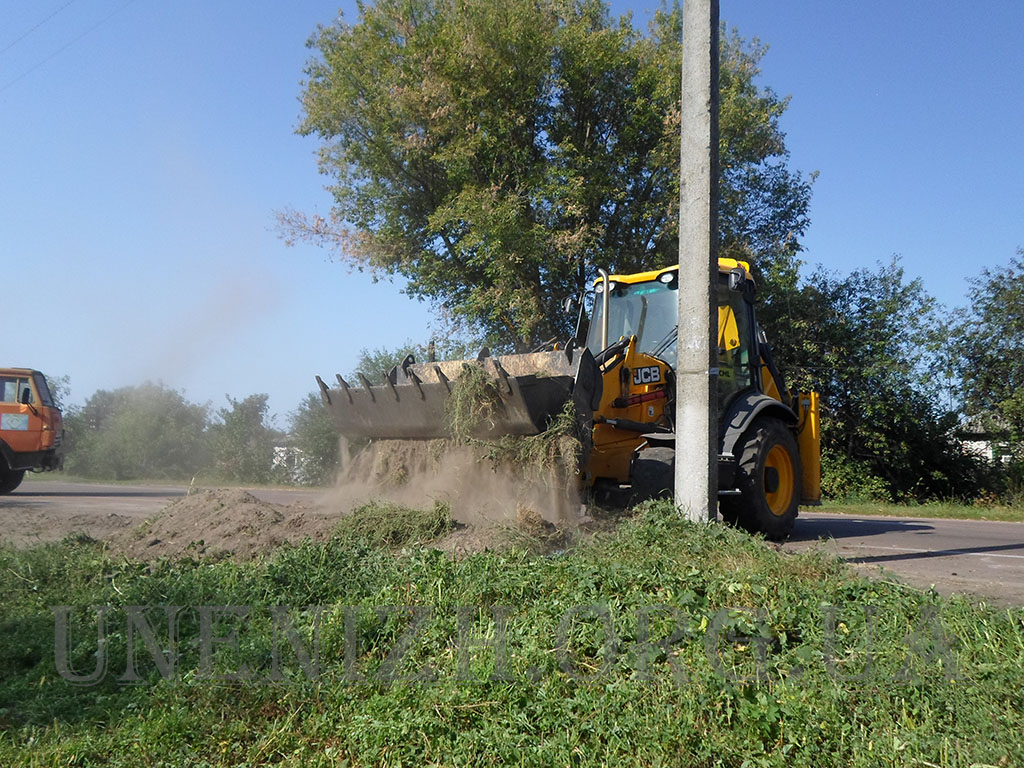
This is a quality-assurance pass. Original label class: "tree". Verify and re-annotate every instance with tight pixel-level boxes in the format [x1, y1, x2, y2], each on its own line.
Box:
[64, 383, 209, 480]
[289, 392, 340, 486]
[207, 394, 281, 484]
[44, 373, 72, 413]
[350, 341, 429, 383]
[954, 248, 1024, 483]
[776, 259, 980, 501]
[282, 0, 811, 351]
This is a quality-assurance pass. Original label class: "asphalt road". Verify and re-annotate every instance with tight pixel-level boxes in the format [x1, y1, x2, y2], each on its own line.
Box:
[4, 481, 1023, 606]
[786, 511, 1024, 607]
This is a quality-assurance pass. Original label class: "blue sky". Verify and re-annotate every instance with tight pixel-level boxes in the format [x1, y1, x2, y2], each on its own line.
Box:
[2, 1, 1021, 421]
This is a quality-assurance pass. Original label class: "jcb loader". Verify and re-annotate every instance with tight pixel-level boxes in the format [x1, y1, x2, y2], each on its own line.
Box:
[317, 258, 820, 539]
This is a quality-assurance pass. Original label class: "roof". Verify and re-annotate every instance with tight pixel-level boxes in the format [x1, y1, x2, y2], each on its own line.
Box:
[593, 258, 752, 286]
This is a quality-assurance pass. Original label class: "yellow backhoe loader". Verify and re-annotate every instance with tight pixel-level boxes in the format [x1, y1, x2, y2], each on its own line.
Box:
[317, 258, 820, 539]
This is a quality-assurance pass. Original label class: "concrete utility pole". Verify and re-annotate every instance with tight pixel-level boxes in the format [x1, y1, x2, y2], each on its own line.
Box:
[674, 0, 719, 523]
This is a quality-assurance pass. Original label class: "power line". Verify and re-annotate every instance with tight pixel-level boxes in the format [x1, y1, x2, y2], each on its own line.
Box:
[0, 0, 80, 56]
[0, 0, 139, 96]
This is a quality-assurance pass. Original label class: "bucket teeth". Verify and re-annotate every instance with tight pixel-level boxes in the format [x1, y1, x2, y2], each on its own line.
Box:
[336, 374, 352, 402]
[356, 373, 376, 403]
[434, 366, 451, 392]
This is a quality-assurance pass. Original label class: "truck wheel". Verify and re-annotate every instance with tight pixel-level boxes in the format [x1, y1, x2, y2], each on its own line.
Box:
[722, 417, 800, 540]
[0, 468, 26, 494]
[629, 447, 675, 504]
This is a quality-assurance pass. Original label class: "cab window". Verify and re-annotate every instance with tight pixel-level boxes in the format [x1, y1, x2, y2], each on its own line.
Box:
[32, 374, 54, 407]
[716, 281, 754, 410]
[1, 376, 33, 404]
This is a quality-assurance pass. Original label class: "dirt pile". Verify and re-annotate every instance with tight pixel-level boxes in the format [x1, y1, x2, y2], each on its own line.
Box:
[118, 489, 331, 561]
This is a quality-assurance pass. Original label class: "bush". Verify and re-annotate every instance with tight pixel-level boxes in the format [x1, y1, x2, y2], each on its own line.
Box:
[820, 449, 890, 502]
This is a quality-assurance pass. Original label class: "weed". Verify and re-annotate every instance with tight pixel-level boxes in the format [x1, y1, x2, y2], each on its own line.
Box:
[333, 499, 455, 547]
[479, 399, 582, 485]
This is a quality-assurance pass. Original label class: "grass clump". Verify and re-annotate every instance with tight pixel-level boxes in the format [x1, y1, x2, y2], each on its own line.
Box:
[358, 438, 449, 486]
[504, 504, 571, 553]
[444, 363, 503, 443]
[481, 399, 582, 485]
[334, 499, 454, 547]
[446, 363, 584, 486]
[823, 499, 1024, 523]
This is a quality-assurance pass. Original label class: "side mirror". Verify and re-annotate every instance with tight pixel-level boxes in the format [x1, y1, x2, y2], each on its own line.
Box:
[728, 267, 746, 292]
[20, 387, 32, 405]
[562, 295, 577, 315]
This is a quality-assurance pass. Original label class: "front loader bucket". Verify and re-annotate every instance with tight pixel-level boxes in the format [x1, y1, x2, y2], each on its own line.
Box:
[317, 347, 602, 441]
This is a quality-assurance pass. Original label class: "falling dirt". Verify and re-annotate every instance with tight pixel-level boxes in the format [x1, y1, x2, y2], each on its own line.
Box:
[326, 437, 584, 531]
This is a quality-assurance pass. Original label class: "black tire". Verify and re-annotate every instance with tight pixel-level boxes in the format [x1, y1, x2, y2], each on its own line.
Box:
[629, 447, 675, 504]
[0, 468, 26, 494]
[720, 417, 800, 540]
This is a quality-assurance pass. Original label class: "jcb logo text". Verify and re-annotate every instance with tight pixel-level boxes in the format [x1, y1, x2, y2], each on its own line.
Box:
[632, 366, 661, 385]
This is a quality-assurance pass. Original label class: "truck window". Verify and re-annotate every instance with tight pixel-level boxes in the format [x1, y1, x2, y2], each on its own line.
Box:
[32, 373, 54, 407]
[716, 281, 754, 411]
[1, 376, 33, 404]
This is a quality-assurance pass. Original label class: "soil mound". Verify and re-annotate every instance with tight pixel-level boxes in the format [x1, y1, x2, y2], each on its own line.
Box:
[118, 488, 329, 561]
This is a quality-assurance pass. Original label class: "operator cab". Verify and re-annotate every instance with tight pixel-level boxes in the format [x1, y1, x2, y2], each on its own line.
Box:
[585, 261, 759, 416]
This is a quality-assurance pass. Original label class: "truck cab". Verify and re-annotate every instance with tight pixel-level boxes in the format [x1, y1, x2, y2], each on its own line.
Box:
[0, 368, 64, 493]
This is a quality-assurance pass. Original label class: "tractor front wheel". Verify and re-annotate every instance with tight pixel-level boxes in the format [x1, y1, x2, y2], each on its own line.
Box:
[629, 447, 675, 504]
[720, 417, 800, 540]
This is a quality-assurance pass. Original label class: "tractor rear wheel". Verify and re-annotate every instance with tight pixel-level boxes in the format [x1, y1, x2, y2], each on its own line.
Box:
[0, 468, 26, 494]
[720, 417, 800, 540]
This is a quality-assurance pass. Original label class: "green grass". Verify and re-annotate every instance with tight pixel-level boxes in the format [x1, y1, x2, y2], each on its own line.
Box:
[1, 500, 1022, 767]
[820, 500, 1024, 523]
[335, 499, 456, 546]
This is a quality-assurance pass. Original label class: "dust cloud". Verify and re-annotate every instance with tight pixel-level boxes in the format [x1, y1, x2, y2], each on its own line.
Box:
[318, 437, 584, 532]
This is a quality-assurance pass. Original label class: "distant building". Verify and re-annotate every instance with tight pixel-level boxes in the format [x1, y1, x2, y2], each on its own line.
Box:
[955, 414, 1017, 463]
[272, 438, 311, 483]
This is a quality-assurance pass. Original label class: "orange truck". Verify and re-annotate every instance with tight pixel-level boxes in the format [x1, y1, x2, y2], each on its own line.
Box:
[0, 368, 64, 493]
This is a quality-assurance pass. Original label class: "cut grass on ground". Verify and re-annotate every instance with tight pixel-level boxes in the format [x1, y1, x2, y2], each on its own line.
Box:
[0, 500, 1022, 767]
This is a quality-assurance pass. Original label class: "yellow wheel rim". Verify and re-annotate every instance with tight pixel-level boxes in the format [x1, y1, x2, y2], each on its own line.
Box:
[764, 444, 796, 516]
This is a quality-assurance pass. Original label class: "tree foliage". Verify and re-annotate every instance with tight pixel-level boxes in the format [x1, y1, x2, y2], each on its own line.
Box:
[63, 383, 209, 481]
[284, 0, 811, 350]
[43, 373, 72, 413]
[288, 392, 340, 486]
[953, 249, 1024, 492]
[207, 394, 281, 484]
[776, 259, 980, 501]
[955, 249, 1024, 440]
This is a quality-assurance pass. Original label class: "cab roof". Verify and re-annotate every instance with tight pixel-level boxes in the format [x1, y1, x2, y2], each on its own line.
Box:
[593, 258, 752, 287]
